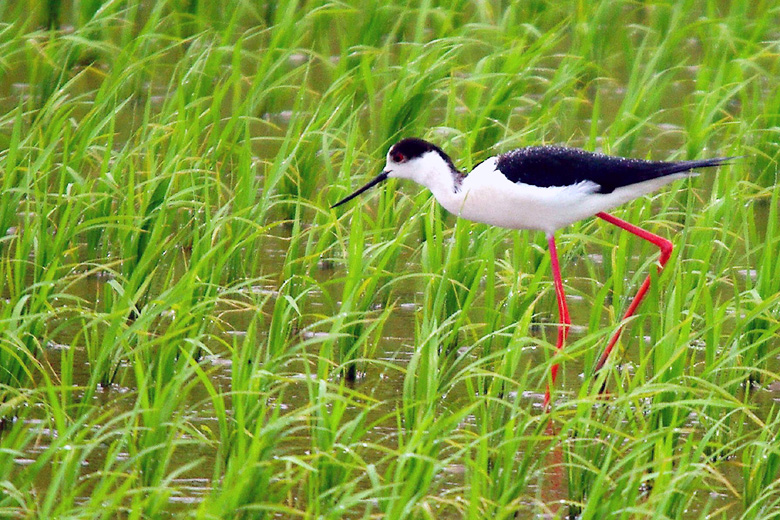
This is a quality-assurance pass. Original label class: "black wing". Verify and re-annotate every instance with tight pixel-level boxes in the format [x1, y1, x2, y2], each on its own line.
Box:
[495, 146, 730, 194]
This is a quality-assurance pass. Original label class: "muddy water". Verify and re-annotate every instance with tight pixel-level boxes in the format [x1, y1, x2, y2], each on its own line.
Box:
[4, 10, 778, 516]
[31, 191, 774, 514]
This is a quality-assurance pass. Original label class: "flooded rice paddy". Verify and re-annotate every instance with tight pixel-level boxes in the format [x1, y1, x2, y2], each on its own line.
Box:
[1, 1, 780, 518]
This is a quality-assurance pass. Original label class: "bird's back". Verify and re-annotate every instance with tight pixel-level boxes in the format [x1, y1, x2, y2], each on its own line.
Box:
[494, 146, 728, 193]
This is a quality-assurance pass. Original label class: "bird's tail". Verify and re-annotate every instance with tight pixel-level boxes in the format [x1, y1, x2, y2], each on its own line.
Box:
[659, 156, 741, 175]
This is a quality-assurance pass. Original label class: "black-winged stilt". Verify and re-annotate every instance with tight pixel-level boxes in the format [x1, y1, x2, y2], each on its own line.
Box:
[332, 138, 731, 408]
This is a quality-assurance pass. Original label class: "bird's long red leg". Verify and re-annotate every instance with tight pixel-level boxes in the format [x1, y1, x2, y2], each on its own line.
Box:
[593, 211, 673, 373]
[543, 233, 571, 410]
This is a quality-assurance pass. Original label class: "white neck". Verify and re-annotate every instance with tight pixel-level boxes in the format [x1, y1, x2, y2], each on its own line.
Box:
[390, 151, 463, 210]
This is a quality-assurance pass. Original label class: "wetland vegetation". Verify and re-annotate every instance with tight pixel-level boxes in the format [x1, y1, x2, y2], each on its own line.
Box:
[1, 0, 779, 518]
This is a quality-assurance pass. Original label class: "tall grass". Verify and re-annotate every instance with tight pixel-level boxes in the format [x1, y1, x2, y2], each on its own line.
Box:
[0, 0, 778, 517]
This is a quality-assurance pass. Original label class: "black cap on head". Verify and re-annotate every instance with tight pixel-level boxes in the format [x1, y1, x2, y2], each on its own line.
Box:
[389, 138, 458, 173]
[390, 138, 439, 159]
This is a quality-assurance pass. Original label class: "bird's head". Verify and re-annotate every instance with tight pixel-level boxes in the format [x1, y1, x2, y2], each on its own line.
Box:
[331, 138, 459, 208]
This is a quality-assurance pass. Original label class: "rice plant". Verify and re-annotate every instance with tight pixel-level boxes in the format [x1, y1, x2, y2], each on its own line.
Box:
[0, 0, 778, 517]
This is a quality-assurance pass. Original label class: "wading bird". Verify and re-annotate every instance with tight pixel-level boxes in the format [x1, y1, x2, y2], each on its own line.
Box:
[331, 138, 730, 408]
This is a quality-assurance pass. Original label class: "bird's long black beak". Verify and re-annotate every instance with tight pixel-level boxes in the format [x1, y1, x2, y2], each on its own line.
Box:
[331, 171, 389, 208]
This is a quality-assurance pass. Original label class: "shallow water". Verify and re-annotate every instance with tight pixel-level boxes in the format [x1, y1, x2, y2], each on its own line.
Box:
[25, 193, 776, 515]
[2, 3, 779, 517]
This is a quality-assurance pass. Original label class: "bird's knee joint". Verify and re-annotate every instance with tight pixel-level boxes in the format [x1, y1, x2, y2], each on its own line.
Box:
[658, 240, 673, 262]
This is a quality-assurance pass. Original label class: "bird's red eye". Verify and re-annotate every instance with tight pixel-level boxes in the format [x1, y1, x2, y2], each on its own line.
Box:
[391, 151, 406, 163]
